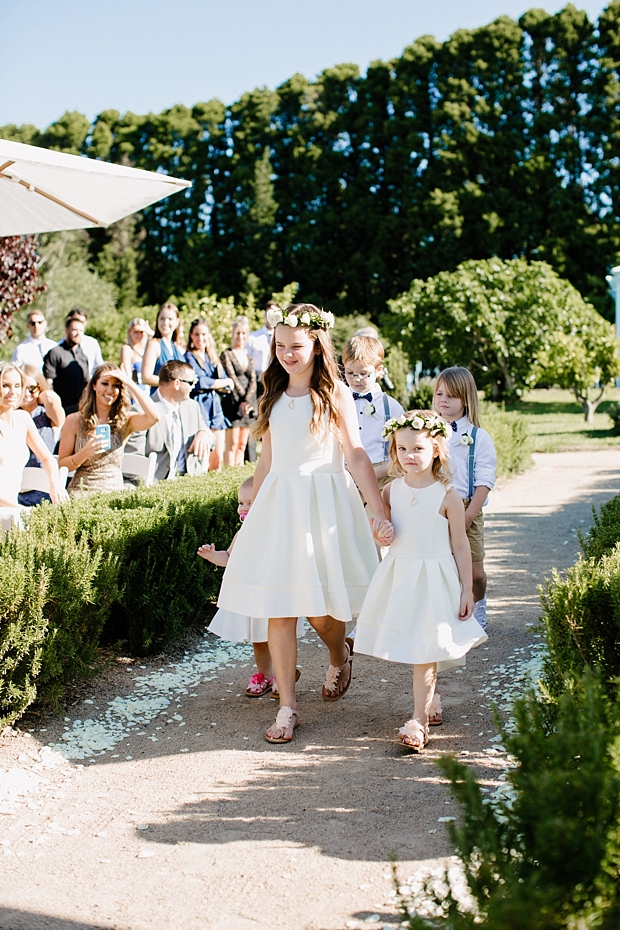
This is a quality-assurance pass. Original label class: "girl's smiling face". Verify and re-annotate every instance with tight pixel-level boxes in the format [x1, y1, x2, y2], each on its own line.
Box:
[1, 368, 23, 410]
[157, 308, 179, 338]
[93, 374, 121, 407]
[434, 381, 465, 421]
[274, 324, 316, 378]
[395, 428, 437, 476]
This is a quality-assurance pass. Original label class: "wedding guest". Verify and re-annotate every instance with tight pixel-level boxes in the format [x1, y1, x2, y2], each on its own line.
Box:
[0, 361, 66, 532]
[144, 360, 216, 481]
[43, 314, 90, 413]
[141, 302, 185, 393]
[120, 317, 154, 390]
[245, 300, 277, 462]
[64, 309, 104, 376]
[12, 311, 57, 370]
[184, 319, 234, 471]
[58, 363, 159, 496]
[18, 365, 65, 506]
[220, 315, 257, 466]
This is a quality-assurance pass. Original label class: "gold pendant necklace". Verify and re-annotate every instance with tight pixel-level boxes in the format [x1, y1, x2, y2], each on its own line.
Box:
[288, 397, 295, 410]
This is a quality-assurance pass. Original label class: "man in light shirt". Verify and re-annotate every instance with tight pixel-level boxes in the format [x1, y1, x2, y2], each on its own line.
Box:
[12, 311, 57, 370]
[142, 360, 216, 481]
[244, 300, 277, 461]
[63, 308, 103, 375]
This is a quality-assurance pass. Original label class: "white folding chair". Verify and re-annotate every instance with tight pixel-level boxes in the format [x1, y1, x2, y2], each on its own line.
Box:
[20, 465, 69, 493]
[122, 451, 157, 488]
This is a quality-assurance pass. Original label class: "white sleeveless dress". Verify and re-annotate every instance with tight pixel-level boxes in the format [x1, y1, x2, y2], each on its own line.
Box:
[209, 610, 304, 644]
[354, 479, 487, 665]
[217, 393, 378, 622]
[0, 410, 30, 532]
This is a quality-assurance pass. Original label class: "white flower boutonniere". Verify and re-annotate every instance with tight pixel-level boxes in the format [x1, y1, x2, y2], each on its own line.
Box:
[364, 402, 377, 417]
[459, 432, 474, 446]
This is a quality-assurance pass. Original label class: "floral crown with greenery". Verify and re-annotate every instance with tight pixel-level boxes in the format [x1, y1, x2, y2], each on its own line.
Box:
[266, 304, 335, 331]
[382, 413, 449, 439]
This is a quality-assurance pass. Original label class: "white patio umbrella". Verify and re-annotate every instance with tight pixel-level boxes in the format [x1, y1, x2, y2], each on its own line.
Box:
[0, 139, 191, 236]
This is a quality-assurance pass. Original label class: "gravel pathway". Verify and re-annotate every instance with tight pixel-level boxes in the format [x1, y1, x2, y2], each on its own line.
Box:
[1, 450, 619, 930]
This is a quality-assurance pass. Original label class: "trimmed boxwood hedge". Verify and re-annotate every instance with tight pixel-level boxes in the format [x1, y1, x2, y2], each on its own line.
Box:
[0, 467, 253, 726]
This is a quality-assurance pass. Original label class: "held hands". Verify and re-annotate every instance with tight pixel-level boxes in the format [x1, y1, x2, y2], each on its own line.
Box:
[371, 517, 395, 547]
[459, 589, 475, 621]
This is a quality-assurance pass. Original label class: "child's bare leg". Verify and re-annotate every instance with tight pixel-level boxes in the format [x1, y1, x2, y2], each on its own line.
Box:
[308, 614, 351, 697]
[253, 641, 273, 679]
[266, 617, 298, 740]
[413, 663, 437, 728]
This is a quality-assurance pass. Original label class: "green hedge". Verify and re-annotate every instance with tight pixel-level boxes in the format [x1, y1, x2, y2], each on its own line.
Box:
[0, 467, 252, 725]
[479, 402, 532, 479]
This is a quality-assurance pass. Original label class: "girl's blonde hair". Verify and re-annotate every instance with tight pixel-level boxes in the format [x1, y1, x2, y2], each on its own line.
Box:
[78, 363, 131, 435]
[230, 315, 250, 348]
[388, 408, 452, 487]
[126, 317, 154, 345]
[435, 366, 481, 427]
[254, 304, 341, 441]
[20, 364, 48, 394]
[0, 361, 24, 408]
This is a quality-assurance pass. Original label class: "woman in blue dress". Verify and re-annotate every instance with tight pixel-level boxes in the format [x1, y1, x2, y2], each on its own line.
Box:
[142, 302, 186, 395]
[120, 317, 153, 392]
[185, 319, 234, 471]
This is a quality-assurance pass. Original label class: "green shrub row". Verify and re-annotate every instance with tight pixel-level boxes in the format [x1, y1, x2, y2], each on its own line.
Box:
[0, 467, 252, 726]
[398, 673, 620, 930]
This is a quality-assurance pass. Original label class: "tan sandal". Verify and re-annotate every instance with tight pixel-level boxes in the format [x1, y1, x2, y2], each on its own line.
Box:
[270, 667, 301, 699]
[428, 692, 443, 727]
[264, 706, 298, 744]
[322, 637, 354, 702]
[397, 718, 429, 752]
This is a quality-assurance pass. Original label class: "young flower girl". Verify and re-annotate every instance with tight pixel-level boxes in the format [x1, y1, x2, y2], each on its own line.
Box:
[216, 303, 393, 743]
[198, 477, 303, 697]
[354, 411, 487, 751]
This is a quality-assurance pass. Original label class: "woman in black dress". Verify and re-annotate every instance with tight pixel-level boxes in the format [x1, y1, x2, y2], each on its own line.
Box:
[220, 315, 257, 466]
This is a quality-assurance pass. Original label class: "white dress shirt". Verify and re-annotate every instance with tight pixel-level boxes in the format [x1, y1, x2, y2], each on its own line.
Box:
[12, 335, 57, 370]
[447, 415, 496, 500]
[154, 390, 185, 478]
[351, 384, 404, 464]
[246, 326, 273, 375]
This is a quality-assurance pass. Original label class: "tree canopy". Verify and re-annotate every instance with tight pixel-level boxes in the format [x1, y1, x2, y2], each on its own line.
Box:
[3, 5, 620, 319]
[382, 257, 619, 414]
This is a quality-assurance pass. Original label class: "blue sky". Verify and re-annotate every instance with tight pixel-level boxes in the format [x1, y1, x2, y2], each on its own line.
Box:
[0, 1, 610, 128]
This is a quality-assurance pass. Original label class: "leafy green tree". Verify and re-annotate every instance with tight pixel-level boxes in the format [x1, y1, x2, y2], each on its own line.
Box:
[382, 258, 616, 402]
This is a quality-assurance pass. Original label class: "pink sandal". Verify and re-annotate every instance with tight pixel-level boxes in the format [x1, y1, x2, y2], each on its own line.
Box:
[269, 668, 302, 699]
[245, 672, 274, 697]
[429, 692, 443, 727]
[398, 718, 429, 752]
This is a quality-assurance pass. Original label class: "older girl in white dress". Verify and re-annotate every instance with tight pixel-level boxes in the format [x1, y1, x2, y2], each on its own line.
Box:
[355, 411, 487, 752]
[216, 304, 393, 743]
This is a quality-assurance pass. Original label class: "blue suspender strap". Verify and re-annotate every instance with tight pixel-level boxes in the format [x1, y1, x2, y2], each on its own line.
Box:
[382, 393, 391, 459]
[468, 426, 478, 499]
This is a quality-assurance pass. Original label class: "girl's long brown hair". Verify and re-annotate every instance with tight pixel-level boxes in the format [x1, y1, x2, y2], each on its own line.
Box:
[79, 364, 131, 434]
[154, 302, 180, 342]
[254, 305, 341, 441]
[187, 319, 219, 365]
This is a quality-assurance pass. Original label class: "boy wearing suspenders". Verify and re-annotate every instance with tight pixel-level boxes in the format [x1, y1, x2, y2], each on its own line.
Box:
[341, 336, 405, 491]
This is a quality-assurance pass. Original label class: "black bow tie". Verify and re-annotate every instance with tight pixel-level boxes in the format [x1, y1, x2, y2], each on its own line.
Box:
[353, 392, 373, 402]
[451, 421, 458, 432]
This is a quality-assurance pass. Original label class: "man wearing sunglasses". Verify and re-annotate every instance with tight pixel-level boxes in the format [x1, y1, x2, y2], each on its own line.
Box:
[11, 312, 57, 371]
[127, 360, 215, 482]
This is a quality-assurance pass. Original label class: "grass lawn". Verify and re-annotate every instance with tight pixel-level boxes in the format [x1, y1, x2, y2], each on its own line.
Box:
[505, 388, 620, 453]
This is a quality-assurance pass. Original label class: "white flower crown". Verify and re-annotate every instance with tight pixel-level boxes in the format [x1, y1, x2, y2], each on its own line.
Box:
[382, 413, 449, 439]
[266, 305, 335, 331]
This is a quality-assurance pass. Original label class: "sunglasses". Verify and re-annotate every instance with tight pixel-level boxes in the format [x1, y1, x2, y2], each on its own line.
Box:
[178, 378, 197, 386]
[25, 385, 40, 394]
[28, 320, 45, 326]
